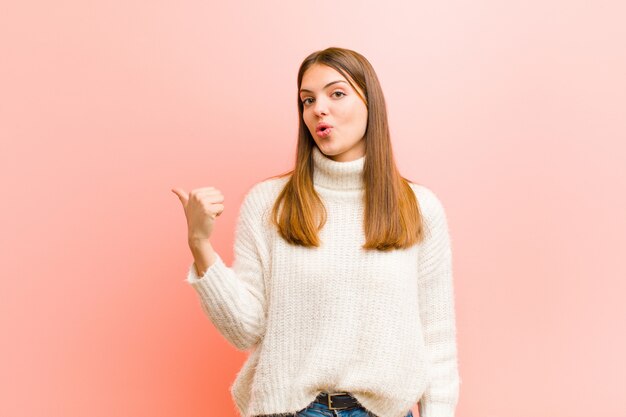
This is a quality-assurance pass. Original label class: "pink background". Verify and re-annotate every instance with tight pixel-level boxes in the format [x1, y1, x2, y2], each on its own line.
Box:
[1, 1, 624, 416]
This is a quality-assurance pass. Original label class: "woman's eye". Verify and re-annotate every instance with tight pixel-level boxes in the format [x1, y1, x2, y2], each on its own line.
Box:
[302, 91, 344, 106]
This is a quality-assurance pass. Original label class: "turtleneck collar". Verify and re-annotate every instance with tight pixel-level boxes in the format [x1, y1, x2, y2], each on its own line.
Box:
[312, 145, 366, 191]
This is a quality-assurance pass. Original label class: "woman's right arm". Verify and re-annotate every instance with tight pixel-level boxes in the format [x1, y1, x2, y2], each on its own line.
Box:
[188, 238, 217, 276]
[172, 185, 222, 278]
[173, 184, 269, 352]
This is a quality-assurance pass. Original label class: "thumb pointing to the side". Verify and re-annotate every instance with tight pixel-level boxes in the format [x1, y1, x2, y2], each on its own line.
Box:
[171, 188, 189, 207]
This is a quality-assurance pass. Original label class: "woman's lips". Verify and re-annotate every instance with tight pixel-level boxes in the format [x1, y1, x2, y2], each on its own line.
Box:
[316, 126, 333, 138]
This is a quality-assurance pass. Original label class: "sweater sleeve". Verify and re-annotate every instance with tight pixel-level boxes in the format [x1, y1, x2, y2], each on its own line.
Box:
[183, 185, 269, 352]
[416, 188, 461, 417]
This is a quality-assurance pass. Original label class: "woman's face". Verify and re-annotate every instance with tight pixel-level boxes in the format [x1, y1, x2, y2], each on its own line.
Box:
[299, 63, 368, 162]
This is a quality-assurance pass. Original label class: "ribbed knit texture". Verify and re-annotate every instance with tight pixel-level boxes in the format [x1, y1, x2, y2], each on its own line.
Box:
[184, 145, 460, 417]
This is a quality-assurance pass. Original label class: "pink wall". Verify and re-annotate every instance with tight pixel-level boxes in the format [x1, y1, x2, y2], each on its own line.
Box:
[1, 1, 625, 416]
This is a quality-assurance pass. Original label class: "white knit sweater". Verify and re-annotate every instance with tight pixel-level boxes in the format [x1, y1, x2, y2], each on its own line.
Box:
[184, 146, 460, 417]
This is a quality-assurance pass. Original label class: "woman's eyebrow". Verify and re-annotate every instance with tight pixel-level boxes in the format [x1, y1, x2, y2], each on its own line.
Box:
[300, 80, 348, 94]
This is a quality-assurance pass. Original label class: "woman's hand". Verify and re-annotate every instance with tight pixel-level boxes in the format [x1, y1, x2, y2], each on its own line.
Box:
[171, 187, 225, 241]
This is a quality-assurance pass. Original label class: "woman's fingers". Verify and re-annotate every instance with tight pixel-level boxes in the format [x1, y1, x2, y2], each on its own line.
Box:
[171, 188, 189, 206]
[173, 186, 225, 240]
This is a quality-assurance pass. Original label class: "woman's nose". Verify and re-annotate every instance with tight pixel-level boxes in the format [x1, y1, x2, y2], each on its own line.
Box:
[313, 98, 328, 116]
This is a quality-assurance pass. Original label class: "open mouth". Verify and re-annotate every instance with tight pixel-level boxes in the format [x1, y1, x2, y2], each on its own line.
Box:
[316, 123, 333, 137]
[316, 126, 332, 137]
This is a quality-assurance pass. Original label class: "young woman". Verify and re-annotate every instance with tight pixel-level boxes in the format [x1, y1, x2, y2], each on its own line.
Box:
[172, 47, 460, 417]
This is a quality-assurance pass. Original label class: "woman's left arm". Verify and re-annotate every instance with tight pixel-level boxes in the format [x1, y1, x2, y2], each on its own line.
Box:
[416, 187, 461, 417]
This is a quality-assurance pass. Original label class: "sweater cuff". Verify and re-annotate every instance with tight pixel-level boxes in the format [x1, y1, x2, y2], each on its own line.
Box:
[184, 253, 225, 283]
[418, 401, 457, 417]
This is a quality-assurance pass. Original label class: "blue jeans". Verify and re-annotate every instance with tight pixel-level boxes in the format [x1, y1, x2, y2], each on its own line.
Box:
[288, 399, 414, 417]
